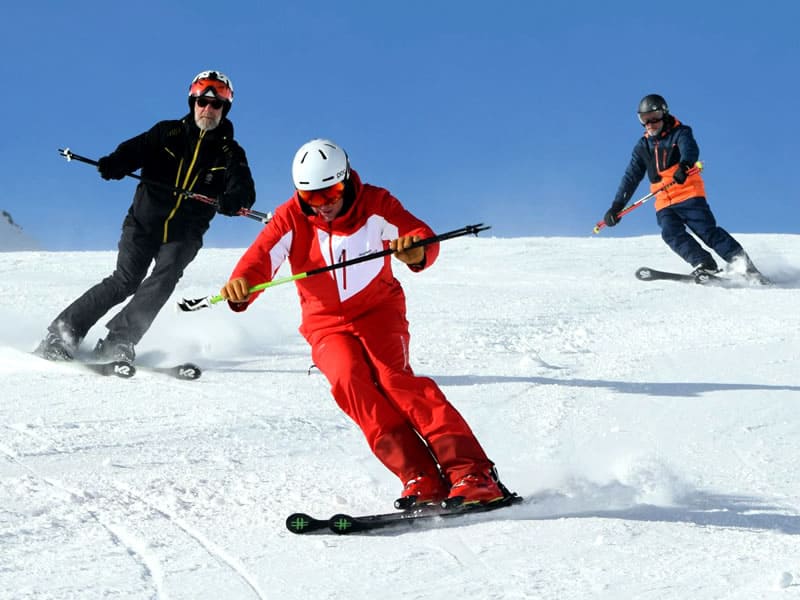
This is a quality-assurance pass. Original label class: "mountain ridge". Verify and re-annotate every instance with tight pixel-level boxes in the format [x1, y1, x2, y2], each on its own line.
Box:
[0, 210, 38, 251]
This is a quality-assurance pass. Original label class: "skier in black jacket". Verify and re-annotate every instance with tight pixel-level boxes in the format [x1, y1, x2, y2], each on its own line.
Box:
[37, 70, 256, 362]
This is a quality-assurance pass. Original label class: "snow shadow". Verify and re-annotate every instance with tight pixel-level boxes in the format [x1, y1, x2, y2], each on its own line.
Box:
[433, 374, 800, 398]
[517, 487, 800, 535]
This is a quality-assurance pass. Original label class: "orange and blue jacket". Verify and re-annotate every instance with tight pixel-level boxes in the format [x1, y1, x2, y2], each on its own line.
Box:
[613, 115, 705, 212]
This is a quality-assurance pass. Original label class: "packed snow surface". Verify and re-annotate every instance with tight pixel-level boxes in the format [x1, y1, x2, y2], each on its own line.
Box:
[1, 233, 799, 599]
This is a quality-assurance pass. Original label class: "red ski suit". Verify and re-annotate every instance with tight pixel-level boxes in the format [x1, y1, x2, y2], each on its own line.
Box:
[227, 170, 493, 485]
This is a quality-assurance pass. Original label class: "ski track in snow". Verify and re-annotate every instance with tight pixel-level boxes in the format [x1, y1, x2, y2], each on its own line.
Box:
[0, 436, 163, 598]
[2, 235, 800, 598]
[112, 482, 267, 600]
[1, 423, 268, 600]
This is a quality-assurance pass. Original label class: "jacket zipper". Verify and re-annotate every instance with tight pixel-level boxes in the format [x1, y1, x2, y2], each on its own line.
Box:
[325, 232, 348, 292]
[653, 140, 662, 172]
[162, 130, 206, 243]
[339, 249, 347, 289]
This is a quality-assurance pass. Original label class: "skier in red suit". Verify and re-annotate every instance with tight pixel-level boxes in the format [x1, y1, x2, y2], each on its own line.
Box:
[219, 138, 512, 507]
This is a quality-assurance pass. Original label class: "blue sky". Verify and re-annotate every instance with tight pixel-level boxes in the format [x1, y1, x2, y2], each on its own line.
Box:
[3, 1, 797, 250]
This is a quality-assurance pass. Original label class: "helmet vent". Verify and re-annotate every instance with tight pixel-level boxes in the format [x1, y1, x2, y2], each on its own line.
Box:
[291, 138, 349, 190]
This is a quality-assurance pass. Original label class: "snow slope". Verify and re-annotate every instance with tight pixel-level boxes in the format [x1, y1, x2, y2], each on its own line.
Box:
[1, 233, 799, 599]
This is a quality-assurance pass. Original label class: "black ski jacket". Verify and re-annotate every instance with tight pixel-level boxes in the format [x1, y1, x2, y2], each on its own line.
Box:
[102, 114, 256, 243]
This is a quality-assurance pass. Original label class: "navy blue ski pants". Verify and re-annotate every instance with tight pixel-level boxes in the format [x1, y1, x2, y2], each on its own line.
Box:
[656, 197, 744, 268]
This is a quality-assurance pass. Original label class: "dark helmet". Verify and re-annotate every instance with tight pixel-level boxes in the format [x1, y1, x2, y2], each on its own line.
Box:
[637, 94, 669, 115]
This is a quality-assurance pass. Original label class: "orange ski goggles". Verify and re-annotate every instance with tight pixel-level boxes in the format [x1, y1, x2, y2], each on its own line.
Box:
[189, 78, 233, 102]
[297, 181, 346, 207]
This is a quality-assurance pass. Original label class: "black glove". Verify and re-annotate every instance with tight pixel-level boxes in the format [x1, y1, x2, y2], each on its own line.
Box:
[604, 203, 625, 227]
[672, 162, 690, 185]
[97, 155, 127, 180]
[216, 193, 242, 216]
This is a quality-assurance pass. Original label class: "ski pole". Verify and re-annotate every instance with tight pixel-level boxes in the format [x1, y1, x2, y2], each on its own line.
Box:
[593, 162, 704, 234]
[58, 148, 272, 225]
[177, 223, 492, 312]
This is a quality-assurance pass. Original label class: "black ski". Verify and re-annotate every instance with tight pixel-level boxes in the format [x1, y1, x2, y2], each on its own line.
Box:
[78, 360, 136, 378]
[636, 266, 773, 286]
[136, 362, 202, 380]
[33, 350, 136, 378]
[285, 512, 332, 534]
[32, 350, 200, 379]
[286, 494, 523, 535]
[635, 266, 720, 285]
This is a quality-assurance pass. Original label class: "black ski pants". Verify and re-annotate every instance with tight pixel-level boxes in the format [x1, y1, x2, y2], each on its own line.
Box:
[50, 222, 201, 347]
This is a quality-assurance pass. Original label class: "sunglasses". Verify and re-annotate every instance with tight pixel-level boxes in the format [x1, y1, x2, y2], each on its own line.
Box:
[639, 111, 664, 126]
[196, 97, 224, 110]
[297, 181, 346, 207]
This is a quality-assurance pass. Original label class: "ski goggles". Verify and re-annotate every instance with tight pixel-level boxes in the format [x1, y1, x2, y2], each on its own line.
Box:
[196, 96, 224, 110]
[297, 181, 346, 207]
[639, 111, 664, 126]
[189, 78, 233, 102]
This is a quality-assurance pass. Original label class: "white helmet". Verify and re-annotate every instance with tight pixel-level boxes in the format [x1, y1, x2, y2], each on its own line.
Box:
[188, 70, 234, 102]
[292, 139, 350, 190]
[188, 70, 234, 117]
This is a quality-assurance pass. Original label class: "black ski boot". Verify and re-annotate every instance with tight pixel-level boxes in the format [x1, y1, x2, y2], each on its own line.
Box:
[34, 331, 75, 361]
[93, 337, 136, 363]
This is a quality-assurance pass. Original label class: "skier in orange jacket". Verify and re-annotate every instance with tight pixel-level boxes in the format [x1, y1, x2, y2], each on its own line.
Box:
[605, 94, 766, 282]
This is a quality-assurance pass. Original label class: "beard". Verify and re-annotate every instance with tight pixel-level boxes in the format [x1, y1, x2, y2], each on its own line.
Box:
[195, 113, 221, 131]
[646, 122, 664, 136]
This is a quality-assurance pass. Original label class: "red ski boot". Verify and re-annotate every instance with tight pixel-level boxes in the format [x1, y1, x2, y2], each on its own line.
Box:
[445, 470, 506, 508]
[395, 474, 449, 509]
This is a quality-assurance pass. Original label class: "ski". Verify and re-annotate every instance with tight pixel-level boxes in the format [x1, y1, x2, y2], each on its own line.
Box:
[285, 512, 332, 534]
[32, 350, 137, 378]
[329, 495, 523, 535]
[286, 494, 523, 535]
[32, 349, 200, 379]
[135, 362, 202, 380]
[636, 266, 772, 286]
[75, 359, 136, 378]
[635, 266, 720, 285]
